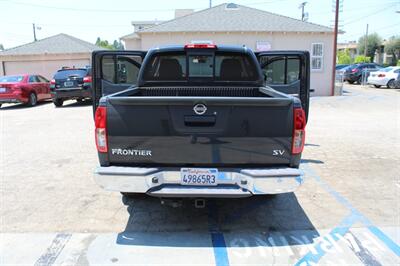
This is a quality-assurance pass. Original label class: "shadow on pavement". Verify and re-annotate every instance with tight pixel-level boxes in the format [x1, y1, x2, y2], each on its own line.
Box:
[301, 159, 324, 164]
[58, 100, 92, 108]
[305, 143, 320, 147]
[0, 100, 52, 110]
[116, 193, 319, 248]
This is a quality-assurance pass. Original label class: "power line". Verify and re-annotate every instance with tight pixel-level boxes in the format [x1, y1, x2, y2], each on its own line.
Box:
[316, 1, 399, 15]
[0, 20, 133, 28]
[0, 0, 294, 13]
[343, 4, 395, 25]
[244, 0, 292, 5]
[375, 22, 400, 32]
[0, 0, 194, 13]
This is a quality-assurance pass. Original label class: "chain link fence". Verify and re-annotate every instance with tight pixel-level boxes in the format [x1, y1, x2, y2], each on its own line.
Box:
[334, 70, 344, 95]
[360, 68, 380, 85]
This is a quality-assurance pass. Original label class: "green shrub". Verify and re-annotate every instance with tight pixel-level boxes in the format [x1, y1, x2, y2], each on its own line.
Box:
[337, 49, 352, 64]
[397, 60, 400, 66]
[354, 55, 371, 63]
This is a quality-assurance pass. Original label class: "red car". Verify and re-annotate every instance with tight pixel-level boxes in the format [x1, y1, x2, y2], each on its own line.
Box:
[0, 74, 51, 108]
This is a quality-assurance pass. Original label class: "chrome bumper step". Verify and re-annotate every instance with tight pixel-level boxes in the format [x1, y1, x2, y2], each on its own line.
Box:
[95, 166, 303, 198]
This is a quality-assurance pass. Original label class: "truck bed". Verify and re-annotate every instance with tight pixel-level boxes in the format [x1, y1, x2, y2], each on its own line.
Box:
[100, 86, 300, 168]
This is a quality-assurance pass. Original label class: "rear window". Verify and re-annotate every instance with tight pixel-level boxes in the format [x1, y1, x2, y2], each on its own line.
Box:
[143, 52, 258, 81]
[144, 53, 186, 81]
[0, 75, 24, 82]
[381, 67, 394, 72]
[54, 69, 88, 79]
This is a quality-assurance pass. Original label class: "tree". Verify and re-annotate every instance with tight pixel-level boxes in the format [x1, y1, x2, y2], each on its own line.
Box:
[354, 55, 371, 63]
[113, 40, 125, 50]
[337, 49, 352, 64]
[95, 37, 124, 50]
[357, 33, 382, 60]
[95, 37, 113, 50]
[0, 44, 4, 51]
[384, 36, 400, 65]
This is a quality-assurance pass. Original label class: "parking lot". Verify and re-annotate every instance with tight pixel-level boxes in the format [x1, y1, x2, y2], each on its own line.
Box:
[1, 84, 399, 265]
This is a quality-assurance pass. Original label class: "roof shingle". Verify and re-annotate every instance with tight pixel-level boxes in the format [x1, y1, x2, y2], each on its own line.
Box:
[0, 33, 104, 56]
[140, 3, 333, 33]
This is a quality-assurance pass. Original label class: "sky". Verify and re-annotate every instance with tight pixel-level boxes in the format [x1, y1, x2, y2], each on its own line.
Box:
[0, 0, 399, 49]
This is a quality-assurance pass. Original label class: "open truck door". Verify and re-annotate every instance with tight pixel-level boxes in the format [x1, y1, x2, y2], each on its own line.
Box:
[256, 51, 310, 119]
[92, 50, 146, 112]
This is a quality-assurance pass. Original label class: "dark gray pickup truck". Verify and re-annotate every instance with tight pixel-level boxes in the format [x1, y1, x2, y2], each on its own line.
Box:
[92, 43, 309, 199]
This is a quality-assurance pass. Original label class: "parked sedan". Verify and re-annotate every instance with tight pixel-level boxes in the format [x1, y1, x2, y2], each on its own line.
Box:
[343, 63, 382, 84]
[335, 64, 349, 70]
[0, 74, 51, 108]
[367, 66, 400, 88]
[395, 73, 400, 89]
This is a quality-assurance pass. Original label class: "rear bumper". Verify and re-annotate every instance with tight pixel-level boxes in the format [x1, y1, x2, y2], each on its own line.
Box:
[0, 95, 25, 104]
[51, 87, 91, 99]
[367, 77, 389, 86]
[94, 166, 303, 198]
[343, 73, 359, 82]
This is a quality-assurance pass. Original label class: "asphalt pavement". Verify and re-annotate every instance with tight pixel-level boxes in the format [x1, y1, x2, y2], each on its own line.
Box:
[1, 85, 399, 265]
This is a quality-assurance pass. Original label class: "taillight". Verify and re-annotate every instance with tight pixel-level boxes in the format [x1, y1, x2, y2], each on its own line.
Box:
[12, 87, 22, 94]
[83, 76, 92, 83]
[378, 74, 385, 77]
[351, 68, 358, 73]
[95, 106, 107, 153]
[292, 108, 306, 154]
[50, 79, 56, 85]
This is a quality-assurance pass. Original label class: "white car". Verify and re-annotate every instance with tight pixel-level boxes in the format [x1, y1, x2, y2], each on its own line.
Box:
[367, 66, 400, 88]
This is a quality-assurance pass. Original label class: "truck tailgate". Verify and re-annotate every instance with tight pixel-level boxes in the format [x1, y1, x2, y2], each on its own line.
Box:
[106, 92, 294, 167]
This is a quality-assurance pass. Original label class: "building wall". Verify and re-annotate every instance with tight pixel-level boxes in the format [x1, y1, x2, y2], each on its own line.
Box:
[123, 39, 142, 50]
[126, 31, 334, 96]
[0, 53, 91, 79]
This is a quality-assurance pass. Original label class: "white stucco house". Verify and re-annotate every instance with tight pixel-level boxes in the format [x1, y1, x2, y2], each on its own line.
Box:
[121, 3, 335, 96]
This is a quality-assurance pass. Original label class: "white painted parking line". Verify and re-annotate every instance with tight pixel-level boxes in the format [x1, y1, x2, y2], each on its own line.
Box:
[1, 234, 57, 265]
[1, 227, 399, 266]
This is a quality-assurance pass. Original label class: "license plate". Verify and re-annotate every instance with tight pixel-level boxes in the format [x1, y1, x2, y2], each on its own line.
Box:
[64, 81, 74, 87]
[0, 87, 6, 93]
[181, 168, 218, 186]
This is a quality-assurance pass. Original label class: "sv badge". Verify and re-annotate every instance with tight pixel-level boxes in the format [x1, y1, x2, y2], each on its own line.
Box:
[273, 150, 285, 156]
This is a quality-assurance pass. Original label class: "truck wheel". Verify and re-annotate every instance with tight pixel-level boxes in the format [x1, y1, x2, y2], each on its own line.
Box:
[374, 85, 381, 88]
[347, 80, 354, 84]
[53, 99, 64, 107]
[27, 93, 37, 106]
[387, 79, 395, 89]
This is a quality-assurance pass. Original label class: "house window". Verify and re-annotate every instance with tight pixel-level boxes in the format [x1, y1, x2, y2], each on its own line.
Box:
[311, 43, 323, 71]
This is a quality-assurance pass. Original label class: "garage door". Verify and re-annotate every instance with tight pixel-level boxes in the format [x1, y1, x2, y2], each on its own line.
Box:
[4, 59, 90, 80]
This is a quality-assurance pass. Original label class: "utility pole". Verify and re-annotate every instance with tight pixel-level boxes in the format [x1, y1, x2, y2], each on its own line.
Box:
[330, 0, 339, 96]
[32, 23, 37, 42]
[299, 2, 307, 21]
[364, 24, 369, 58]
[209, 0, 212, 8]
